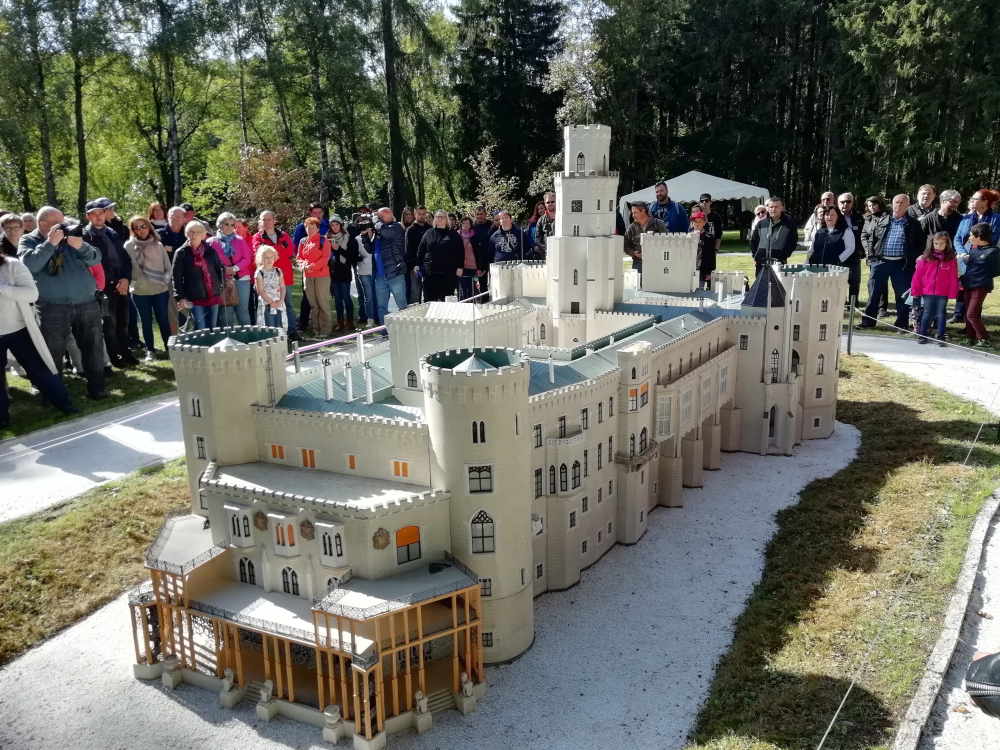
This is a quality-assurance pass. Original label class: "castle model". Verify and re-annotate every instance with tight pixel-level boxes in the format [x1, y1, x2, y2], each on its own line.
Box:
[126, 125, 847, 749]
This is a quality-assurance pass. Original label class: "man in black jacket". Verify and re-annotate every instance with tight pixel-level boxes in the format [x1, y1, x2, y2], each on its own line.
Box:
[837, 192, 864, 301]
[749, 197, 798, 276]
[405, 206, 431, 304]
[860, 194, 923, 330]
[84, 199, 138, 367]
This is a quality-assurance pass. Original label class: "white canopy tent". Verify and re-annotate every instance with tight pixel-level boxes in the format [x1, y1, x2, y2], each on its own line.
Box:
[618, 170, 769, 221]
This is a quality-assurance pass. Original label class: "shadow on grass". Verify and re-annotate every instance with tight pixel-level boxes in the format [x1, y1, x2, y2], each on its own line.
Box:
[692, 390, 1000, 749]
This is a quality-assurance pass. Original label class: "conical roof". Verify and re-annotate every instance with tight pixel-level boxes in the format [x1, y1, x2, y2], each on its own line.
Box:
[452, 354, 499, 374]
[742, 266, 786, 308]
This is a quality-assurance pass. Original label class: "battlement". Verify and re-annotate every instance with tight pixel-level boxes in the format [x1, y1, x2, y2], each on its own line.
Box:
[421, 347, 530, 378]
[780, 264, 850, 279]
[491, 260, 546, 269]
[555, 171, 620, 180]
[254, 404, 426, 428]
[168, 325, 286, 353]
[640, 232, 699, 248]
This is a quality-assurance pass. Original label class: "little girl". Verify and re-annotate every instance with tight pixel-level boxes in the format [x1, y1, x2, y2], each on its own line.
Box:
[254, 246, 286, 329]
[909, 231, 958, 345]
[959, 222, 1000, 348]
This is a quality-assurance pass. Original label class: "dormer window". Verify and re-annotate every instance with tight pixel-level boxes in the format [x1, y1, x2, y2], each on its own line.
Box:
[576, 152, 585, 172]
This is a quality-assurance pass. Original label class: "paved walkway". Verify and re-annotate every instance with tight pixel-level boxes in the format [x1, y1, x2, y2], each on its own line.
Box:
[840, 333, 1000, 748]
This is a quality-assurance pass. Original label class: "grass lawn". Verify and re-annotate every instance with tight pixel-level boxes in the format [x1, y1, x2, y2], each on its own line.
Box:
[1, 355, 998, 750]
[688, 355, 1000, 749]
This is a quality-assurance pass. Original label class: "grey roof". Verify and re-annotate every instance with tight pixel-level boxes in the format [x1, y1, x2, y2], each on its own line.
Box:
[274, 395, 422, 421]
[528, 358, 617, 395]
[622, 287, 718, 301]
[742, 266, 785, 308]
[452, 354, 498, 374]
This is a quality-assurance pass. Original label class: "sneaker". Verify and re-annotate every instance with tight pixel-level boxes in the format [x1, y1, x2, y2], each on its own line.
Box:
[976, 339, 993, 349]
[950, 315, 963, 324]
[121, 354, 140, 367]
[59, 404, 80, 415]
[938, 339, 947, 348]
[967, 338, 978, 347]
[877, 309, 888, 319]
[87, 389, 106, 400]
[144, 350, 156, 362]
[917, 337, 928, 345]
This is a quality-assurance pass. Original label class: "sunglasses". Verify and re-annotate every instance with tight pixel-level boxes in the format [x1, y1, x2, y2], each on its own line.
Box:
[222, 221, 235, 227]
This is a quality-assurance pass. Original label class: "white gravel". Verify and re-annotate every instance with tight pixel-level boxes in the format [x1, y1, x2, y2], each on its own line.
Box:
[0, 424, 860, 750]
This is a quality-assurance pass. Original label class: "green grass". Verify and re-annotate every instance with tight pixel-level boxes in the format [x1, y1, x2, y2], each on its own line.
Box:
[687, 355, 1000, 750]
[0, 460, 190, 665]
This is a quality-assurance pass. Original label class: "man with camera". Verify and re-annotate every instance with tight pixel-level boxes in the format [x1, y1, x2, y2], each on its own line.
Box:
[19, 206, 107, 399]
[84, 199, 137, 368]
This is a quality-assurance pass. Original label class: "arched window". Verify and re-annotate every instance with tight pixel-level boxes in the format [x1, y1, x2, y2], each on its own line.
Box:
[247, 559, 255, 585]
[771, 349, 779, 383]
[597, 199, 601, 210]
[282, 567, 299, 595]
[189, 394, 202, 418]
[472, 420, 485, 443]
[816, 353, 825, 375]
[640, 427, 647, 452]
[322, 532, 333, 557]
[479, 421, 485, 443]
[768, 405, 777, 438]
[792, 350, 800, 372]
[576, 152, 586, 172]
[243, 515, 250, 537]
[276, 525, 285, 546]
[549, 465, 556, 494]
[573, 269, 579, 285]
[471, 510, 495, 553]
[335, 533, 343, 556]
[396, 525, 421, 564]
[630, 433, 636, 456]
[406, 370, 417, 388]
[231, 515, 240, 538]
[515, 412, 520, 435]
[287, 523, 296, 546]
[473, 422, 478, 443]
[559, 464, 568, 492]
[239, 557, 247, 583]
[539, 324, 546, 340]
[571, 461, 581, 488]
[662, 267, 669, 274]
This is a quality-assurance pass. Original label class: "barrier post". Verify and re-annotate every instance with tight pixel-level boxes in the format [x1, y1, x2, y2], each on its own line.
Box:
[847, 295, 856, 355]
[293, 341, 301, 372]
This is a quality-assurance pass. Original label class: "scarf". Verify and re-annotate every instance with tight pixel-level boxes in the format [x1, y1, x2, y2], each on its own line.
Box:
[132, 234, 168, 287]
[460, 230, 477, 269]
[192, 243, 215, 300]
[216, 231, 236, 260]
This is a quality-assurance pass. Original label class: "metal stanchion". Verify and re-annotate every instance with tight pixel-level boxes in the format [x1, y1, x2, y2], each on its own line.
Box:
[847, 295, 856, 355]
[293, 341, 301, 373]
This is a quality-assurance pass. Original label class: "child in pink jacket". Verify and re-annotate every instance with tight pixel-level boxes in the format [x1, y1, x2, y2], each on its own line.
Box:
[909, 231, 959, 345]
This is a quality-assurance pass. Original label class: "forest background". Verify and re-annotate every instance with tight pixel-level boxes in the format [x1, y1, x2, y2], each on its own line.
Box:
[2, 0, 998, 225]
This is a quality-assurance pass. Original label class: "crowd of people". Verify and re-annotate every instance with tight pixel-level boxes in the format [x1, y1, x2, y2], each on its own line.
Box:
[3, 179, 998, 428]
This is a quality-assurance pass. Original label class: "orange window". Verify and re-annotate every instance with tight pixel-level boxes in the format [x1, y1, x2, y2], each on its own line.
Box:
[301, 449, 316, 468]
[271, 444, 284, 459]
[629, 388, 637, 397]
[287, 523, 295, 546]
[396, 525, 419, 547]
[348, 454, 356, 470]
[393, 460, 409, 477]
[276, 525, 285, 546]
[396, 525, 421, 563]
[640, 383, 648, 395]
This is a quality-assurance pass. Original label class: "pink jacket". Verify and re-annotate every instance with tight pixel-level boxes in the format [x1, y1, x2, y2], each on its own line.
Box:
[209, 235, 252, 279]
[910, 254, 959, 300]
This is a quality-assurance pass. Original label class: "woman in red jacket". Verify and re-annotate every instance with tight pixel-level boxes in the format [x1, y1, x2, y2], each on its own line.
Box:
[251, 210, 298, 339]
[296, 217, 332, 336]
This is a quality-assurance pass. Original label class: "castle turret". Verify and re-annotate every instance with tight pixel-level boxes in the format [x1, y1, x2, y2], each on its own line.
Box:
[168, 326, 288, 511]
[420, 347, 534, 663]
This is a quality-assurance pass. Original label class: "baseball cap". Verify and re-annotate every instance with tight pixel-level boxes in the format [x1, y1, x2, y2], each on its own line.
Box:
[699, 193, 712, 202]
[180, 202, 194, 212]
[691, 211, 706, 220]
[84, 199, 109, 213]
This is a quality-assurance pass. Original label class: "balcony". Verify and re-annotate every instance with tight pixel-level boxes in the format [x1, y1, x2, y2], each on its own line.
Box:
[546, 429, 585, 448]
[615, 440, 658, 469]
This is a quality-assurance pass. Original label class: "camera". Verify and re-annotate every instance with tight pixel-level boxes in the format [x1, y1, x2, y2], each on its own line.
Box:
[56, 222, 85, 239]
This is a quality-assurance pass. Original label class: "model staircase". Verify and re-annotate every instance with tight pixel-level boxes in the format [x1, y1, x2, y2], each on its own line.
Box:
[424, 688, 455, 715]
[243, 679, 267, 704]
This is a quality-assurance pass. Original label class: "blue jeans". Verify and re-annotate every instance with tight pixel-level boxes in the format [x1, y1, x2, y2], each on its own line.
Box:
[283, 291, 297, 333]
[1, 327, 75, 422]
[355, 268, 368, 321]
[864, 259, 912, 329]
[919, 295, 949, 338]
[374, 275, 407, 325]
[190, 304, 219, 330]
[262, 307, 283, 328]
[331, 281, 354, 321]
[220, 277, 251, 327]
[131, 292, 171, 352]
[358, 275, 376, 323]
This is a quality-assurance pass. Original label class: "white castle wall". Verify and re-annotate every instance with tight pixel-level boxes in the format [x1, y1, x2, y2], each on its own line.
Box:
[639, 233, 700, 294]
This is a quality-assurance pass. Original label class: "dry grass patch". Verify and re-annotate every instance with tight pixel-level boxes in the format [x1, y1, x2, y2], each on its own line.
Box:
[688, 356, 1000, 749]
[0, 460, 188, 665]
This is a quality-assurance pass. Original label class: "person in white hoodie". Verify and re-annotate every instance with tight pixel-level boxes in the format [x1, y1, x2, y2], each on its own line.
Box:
[0, 252, 78, 428]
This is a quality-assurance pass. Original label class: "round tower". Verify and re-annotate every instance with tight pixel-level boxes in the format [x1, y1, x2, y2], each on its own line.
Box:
[420, 347, 534, 663]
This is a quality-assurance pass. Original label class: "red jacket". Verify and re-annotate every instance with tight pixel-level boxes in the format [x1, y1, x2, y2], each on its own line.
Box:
[297, 234, 330, 278]
[89, 262, 105, 291]
[252, 229, 295, 286]
[910, 254, 959, 300]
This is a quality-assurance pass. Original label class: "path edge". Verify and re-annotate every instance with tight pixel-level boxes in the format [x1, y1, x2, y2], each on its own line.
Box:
[892, 487, 1000, 750]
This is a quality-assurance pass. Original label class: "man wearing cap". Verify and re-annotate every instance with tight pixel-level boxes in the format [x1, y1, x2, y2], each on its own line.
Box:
[690, 210, 716, 289]
[697, 193, 723, 256]
[624, 201, 666, 276]
[98, 198, 130, 242]
[405, 205, 430, 304]
[649, 181, 688, 232]
[180, 203, 196, 226]
[19, 206, 107, 399]
[83, 199, 137, 367]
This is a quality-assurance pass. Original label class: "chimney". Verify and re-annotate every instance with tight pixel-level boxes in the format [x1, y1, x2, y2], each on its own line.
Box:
[322, 358, 334, 401]
[344, 362, 353, 402]
[548, 354, 555, 384]
[364, 361, 374, 404]
[716, 281, 724, 303]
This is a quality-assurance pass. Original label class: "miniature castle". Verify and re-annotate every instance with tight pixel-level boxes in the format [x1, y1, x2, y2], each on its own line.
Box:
[126, 125, 847, 749]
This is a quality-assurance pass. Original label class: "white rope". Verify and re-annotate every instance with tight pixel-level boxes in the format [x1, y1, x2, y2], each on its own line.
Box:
[851, 305, 1000, 361]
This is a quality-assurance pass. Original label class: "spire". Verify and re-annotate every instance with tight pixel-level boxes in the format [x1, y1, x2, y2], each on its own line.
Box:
[742, 266, 786, 308]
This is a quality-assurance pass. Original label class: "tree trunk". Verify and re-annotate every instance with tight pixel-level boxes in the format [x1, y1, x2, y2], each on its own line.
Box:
[252, 0, 301, 163]
[25, 3, 57, 206]
[15, 152, 32, 211]
[308, 45, 331, 199]
[335, 137, 357, 206]
[72, 41, 88, 217]
[381, 0, 405, 216]
[343, 101, 370, 204]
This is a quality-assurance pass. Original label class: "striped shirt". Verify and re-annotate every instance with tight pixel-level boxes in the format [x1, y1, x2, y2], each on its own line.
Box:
[882, 216, 907, 259]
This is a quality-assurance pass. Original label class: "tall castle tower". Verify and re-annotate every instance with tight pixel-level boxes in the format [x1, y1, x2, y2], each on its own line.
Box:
[168, 326, 289, 511]
[420, 348, 534, 663]
[545, 124, 624, 346]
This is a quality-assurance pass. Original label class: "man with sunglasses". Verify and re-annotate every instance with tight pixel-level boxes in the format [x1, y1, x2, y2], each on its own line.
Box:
[838, 193, 864, 301]
[535, 192, 556, 260]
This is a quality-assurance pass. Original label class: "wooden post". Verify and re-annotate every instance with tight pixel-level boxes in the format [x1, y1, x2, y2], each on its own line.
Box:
[340, 655, 350, 721]
[263, 633, 271, 682]
[139, 604, 154, 665]
[451, 594, 459, 694]
[376, 662, 385, 732]
[273, 636, 284, 700]
[403, 609, 412, 710]
[284, 640, 294, 703]
[362, 667, 371, 739]
[234, 626, 244, 686]
[129, 605, 142, 664]
[186, 611, 195, 671]
[214, 620, 224, 677]
[464, 594, 471, 676]
[316, 648, 324, 709]
[417, 606, 426, 694]
[389, 613, 399, 717]
[327, 651, 336, 714]
[353, 668, 361, 735]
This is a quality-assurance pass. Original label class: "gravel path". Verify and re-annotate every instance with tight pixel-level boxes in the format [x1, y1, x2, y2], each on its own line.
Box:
[0, 424, 860, 750]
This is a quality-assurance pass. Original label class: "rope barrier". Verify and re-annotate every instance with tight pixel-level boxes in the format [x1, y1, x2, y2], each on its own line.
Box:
[849, 305, 1000, 361]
